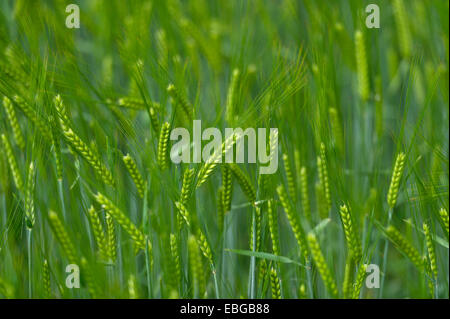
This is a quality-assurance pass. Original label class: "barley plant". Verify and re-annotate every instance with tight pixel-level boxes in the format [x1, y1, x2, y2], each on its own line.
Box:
[0, 0, 448, 299]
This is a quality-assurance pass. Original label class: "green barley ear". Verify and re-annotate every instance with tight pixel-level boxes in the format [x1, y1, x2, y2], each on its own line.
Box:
[355, 30, 369, 101]
[62, 128, 115, 186]
[298, 284, 307, 299]
[188, 235, 206, 298]
[283, 153, 296, 202]
[217, 187, 225, 233]
[170, 233, 181, 286]
[157, 122, 171, 171]
[128, 275, 138, 299]
[328, 107, 344, 154]
[50, 117, 63, 180]
[1, 133, 23, 191]
[307, 233, 338, 298]
[43, 259, 51, 298]
[175, 201, 191, 227]
[342, 255, 355, 299]
[225, 68, 240, 124]
[269, 267, 281, 299]
[387, 152, 406, 208]
[423, 223, 437, 280]
[195, 229, 213, 265]
[3, 96, 25, 149]
[156, 28, 168, 70]
[352, 264, 367, 299]
[339, 204, 362, 261]
[197, 132, 241, 188]
[53, 94, 71, 130]
[315, 182, 327, 220]
[117, 97, 146, 110]
[13, 95, 51, 139]
[277, 184, 309, 259]
[438, 208, 449, 239]
[123, 153, 146, 198]
[393, 0, 412, 58]
[25, 162, 35, 229]
[87, 206, 108, 261]
[385, 225, 424, 271]
[317, 143, 331, 213]
[221, 165, 233, 212]
[228, 163, 256, 204]
[48, 211, 77, 264]
[180, 168, 195, 206]
[94, 192, 146, 251]
[249, 206, 262, 251]
[167, 83, 193, 121]
[80, 257, 99, 298]
[299, 166, 311, 222]
[268, 199, 280, 256]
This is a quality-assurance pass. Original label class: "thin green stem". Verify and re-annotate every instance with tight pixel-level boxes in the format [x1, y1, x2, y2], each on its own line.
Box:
[27, 228, 32, 298]
[379, 207, 393, 298]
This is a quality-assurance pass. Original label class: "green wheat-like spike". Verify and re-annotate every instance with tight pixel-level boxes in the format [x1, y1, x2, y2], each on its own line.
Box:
[352, 264, 367, 299]
[328, 107, 344, 154]
[268, 199, 280, 256]
[299, 166, 311, 222]
[157, 122, 171, 171]
[128, 274, 138, 299]
[3, 96, 25, 149]
[217, 187, 225, 233]
[438, 208, 449, 239]
[80, 257, 99, 298]
[50, 118, 63, 180]
[270, 267, 281, 299]
[393, 0, 412, 58]
[315, 181, 328, 220]
[170, 233, 181, 286]
[339, 204, 362, 261]
[94, 192, 146, 251]
[156, 29, 168, 70]
[167, 83, 193, 121]
[196, 230, 213, 265]
[277, 184, 309, 259]
[317, 143, 331, 213]
[196, 132, 241, 188]
[43, 259, 51, 298]
[221, 164, 233, 212]
[53, 94, 71, 131]
[249, 206, 262, 251]
[228, 163, 256, 204]
[188, 235, 205, 298]
[225, 68, 240, 124]
[387, 152, 406, 208]
[283, 153, 296, 203]
[25, 162, 35, 229]
[87, 206, 108, 261]
[1, 133, 23, 191]
[307, 233, 338, 298]
[148, 105, 160, 134]
[343, 255, 355, 299]
[62, 128, 115, 186]
[385, 225, 424, 271]
[355, 30, 369, 101]
[123, 153, 146, 198]
[13, 95, 51, 139]
[175, 201, 191, 227]
[48, 210, 77, 264]
[423, 223, 437, 279]
[117, 97, 146, 110]
[180, 168, 195, 206]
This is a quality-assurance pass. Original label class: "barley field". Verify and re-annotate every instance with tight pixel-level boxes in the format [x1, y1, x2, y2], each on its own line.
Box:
[0, 0, 448, 299]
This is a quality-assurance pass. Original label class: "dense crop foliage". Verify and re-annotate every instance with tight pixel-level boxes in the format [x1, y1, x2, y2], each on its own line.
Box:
[0, 0, 448, 299]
